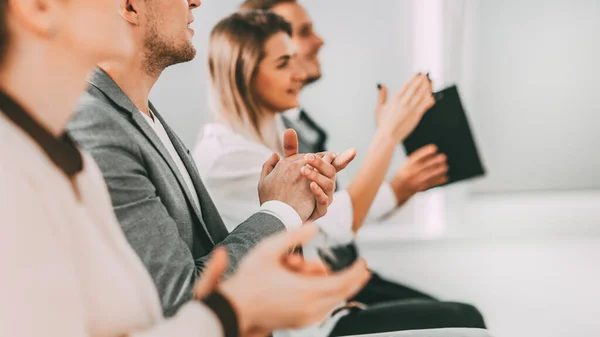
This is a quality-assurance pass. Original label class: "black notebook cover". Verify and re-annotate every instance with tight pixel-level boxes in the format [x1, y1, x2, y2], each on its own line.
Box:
[403, 85, 486, 186]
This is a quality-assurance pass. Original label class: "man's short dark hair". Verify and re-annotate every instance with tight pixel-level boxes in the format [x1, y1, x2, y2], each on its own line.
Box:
[240, 0, 296, 11]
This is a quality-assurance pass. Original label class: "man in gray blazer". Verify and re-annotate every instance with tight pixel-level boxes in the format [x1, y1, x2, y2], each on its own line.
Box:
[68, 0, 344, 318]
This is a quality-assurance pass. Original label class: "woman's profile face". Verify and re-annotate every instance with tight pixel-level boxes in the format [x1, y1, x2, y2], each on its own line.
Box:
[252, 32, 307, 114]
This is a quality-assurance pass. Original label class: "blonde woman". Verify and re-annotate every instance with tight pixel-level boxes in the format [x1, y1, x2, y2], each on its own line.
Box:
[196, 11, 436, 240]
[194, 10, 490, 337]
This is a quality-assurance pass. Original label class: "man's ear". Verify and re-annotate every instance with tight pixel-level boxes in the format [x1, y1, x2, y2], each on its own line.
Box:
[120, 0, 142, 26]
[8, 0, 61, 38]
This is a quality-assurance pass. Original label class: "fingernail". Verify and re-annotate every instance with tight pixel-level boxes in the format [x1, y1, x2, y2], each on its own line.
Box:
[306, 153, 315, 162]
[377, 83, 382, 90]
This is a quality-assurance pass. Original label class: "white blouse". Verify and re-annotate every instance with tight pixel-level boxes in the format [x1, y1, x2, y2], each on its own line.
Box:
[0, 113, 224, 337]
[193, 121, 398, 244]
[193, 121, 400, 337]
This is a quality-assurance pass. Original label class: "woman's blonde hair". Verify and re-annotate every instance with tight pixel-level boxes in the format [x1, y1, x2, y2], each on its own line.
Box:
[208, 10, 292, 151]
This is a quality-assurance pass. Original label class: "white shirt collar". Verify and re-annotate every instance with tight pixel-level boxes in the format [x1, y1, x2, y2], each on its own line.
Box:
[139, 109, 155, 124]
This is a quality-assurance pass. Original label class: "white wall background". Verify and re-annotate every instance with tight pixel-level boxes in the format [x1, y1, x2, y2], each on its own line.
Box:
[358, 236, 600, 337]
[359, 2, 600, 337]
[297, 0, 415, 180]
[147, 1, 600, 336]
[468, 0, 600, 193]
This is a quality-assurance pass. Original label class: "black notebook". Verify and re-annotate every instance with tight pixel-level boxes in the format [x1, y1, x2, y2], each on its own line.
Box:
[403, 85, 486, 186]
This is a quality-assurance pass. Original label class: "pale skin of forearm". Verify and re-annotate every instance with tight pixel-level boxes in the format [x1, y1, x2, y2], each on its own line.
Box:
[347, 129, 399, 232]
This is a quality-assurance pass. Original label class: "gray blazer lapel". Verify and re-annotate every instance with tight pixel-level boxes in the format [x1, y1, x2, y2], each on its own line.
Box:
[88, 68, 138, 114]
[131, 112, 211, 236]
[87, 68, 212, 243]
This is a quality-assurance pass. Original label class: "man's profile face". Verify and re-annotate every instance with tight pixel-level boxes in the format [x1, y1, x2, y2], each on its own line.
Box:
[271, 2, 324, 84]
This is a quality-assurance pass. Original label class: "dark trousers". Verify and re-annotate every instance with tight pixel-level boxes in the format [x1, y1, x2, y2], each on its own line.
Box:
[330, 299, 486, 336]
[351, 272, 437, 304]
[328, 273, 486, 336]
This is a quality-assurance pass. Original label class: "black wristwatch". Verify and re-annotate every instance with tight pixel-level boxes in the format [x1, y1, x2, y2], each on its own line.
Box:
[202, 292, 239, 337]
